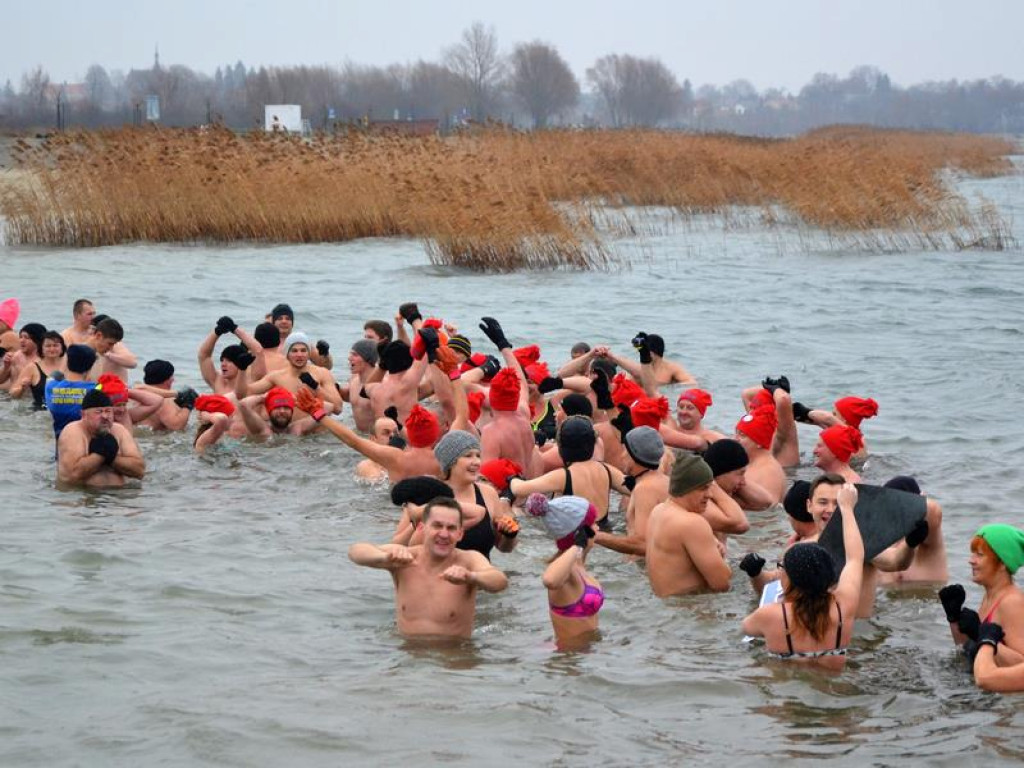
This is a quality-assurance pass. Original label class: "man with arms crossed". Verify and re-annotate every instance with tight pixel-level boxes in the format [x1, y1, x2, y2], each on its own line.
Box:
[348, 497, 508, 638]
[57, 389, 146, 488]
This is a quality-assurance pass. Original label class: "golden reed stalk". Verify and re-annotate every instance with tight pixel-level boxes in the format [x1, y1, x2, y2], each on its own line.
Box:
[0, 125, 1014, 270]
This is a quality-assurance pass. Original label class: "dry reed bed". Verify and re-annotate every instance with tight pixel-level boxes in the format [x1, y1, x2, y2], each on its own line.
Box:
[0, 126, 1015, 270]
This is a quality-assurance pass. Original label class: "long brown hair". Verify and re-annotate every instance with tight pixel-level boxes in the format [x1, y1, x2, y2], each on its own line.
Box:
[784, 584, 832, 641]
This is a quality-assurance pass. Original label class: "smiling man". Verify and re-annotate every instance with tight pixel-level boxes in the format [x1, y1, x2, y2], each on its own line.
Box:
[348, 497, 508, 638]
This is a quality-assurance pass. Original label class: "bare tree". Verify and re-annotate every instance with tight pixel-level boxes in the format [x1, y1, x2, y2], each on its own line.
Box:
[587, 54, 682, 127]
[20, 65, 51, 115]
[444, 22, 504, 122]
[508, 41, 579, 128]
[84, 64, 114, 111]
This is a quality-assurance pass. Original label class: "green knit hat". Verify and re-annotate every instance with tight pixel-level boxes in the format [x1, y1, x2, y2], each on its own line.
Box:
[976, 524, 1024, 574]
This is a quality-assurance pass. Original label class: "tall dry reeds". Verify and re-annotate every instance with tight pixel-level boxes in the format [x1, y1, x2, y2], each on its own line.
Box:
[0, 124, 1015, 269]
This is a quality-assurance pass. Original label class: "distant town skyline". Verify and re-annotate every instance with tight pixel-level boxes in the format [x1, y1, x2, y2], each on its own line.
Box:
[3, 0, 1023, 92]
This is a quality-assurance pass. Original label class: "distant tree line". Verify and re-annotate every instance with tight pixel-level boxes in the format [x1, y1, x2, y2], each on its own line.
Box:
[2, 24, 1022, 135]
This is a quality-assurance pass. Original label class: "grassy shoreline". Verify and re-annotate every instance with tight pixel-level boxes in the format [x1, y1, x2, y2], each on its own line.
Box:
[0, 126, 1016, 268]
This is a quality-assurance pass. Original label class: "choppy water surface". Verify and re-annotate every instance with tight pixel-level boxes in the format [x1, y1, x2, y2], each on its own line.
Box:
[2, 166, 1024, 766]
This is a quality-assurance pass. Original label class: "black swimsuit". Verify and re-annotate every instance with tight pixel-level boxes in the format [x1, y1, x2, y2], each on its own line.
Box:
[563, 463, 614, 532]
[30, 362, 47, 410]
[457, 484, 496, 560]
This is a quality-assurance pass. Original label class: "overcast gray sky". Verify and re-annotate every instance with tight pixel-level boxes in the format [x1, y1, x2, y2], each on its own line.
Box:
[4, 0, 1023, 91]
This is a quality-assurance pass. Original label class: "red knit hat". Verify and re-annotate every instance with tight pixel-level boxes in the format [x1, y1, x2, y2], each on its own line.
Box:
[479, 458, 523, 492]
[834, 396, 878, 429]
[736, 404, 778, 450]
[820, 424, 864, 463]
[405, 404, 440, 448]
[488, 368, 521, 412]
[466, 390, 486, 423]
[513, 345, 541, 369]
[631, 396, 669, 429]
[524, 361, 550, 386]
[265, 387, 295, 411]
[611, 373, 645, 408]
[96, 373, 128, 405]
[678, 388, 713, 417]
[748, 388, 776, 411]
[195, 393, 236, 416]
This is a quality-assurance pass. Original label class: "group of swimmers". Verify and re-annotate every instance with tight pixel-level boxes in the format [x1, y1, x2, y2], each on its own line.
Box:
[2, 293, 1023, 691]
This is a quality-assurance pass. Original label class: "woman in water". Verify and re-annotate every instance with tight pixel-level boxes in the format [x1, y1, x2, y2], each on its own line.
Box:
[10, 329, 65, 409]
[526, 493, 604, 648]
[742, 482, 863, 671]
[938, 524, 1024, 673]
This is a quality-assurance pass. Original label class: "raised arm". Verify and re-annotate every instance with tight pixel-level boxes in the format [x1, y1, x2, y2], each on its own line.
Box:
[833, 483, 865, 610]
[236, 395, 271, 437]
[348, 542, 415, 570]
[103, 341, 137, 369]
[197, 330, 219, 389]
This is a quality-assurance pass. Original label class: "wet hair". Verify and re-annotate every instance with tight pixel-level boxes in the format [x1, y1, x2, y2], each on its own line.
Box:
[560, 393, 593, 418]
[73, 298, 93, 316]
[94, 317, 124, 342]
[422, 496, 463, 527]
[254, 322, 281, 349]
[43, 330, 67, 356]
[570, 341, 591, 357]
[590, 358, 617, 379]
[647, 334, 665, 357]
[785, 582, 833, 642]
[809, 472, 844, 497]
[363, 319, 393, 343]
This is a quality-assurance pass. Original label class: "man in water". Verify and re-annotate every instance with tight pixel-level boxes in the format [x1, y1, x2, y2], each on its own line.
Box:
[61, 298, 96, 346]
[240, 332, 342, 413]
[135, 360, 195, 431]
[813, 424, 863, 482]
[57, 389, 146, 488]
[347, 497, 508, 638]
[645, 453, 732, 596]
[341, 339, 380, 433]
[734, 405, 785, 505]
[86, 317, 138, 381]
[45, 344, 99, 439]
[356, 415, 402, 481]
[0, 297, 20, 352]
[236, 387, 332, 438]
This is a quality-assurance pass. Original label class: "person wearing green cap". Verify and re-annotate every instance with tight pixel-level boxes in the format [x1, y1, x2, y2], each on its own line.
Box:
[645, 453, 731, 597]
[938, 524, 1024, 672]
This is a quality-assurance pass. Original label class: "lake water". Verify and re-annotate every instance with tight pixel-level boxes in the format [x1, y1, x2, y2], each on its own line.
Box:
[2, 163, 1023, 766]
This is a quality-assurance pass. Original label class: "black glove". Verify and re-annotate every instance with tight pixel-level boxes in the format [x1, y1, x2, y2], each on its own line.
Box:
[299, 372, 318, 391]
[591, 370, 614, 410]
[776, 375, 791, 394]
[479, 354, 501, 379]
[938, 584, 966, 623]
[538, 377, 563, 394]
[631, 332, 651, 364]
[398, 302, 422, 324]
[963, 639, 980, 664]
[534, 430, 547, 447]
[761, 376, 791, 395]
[622, 474, 637, 492]
[610, 405, 634, 441]
[215, 316, 237, 336]
[235, 350, 256, 371]
[88, 433, 120, 464]
[905, 518, 929, 549]
[479, 317, 511, 351]
[388, 434, 407, 450]
[574, 525, 595, 549]
[499, 486, 516, 504]
[792, 402, 814, 424]
[316, 340, 330, 357]
[739, 552, 767, 577]
[958, 608, 981, 641]
[174, 387, 199, 410]
[383, 405, 402, 431]
[418, 327, 440, 362]
[977, 621, 1005, 651]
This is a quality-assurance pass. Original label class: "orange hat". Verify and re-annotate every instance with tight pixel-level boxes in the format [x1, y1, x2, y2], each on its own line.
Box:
[265, 387, 295, 411]
[736, 404, 778, 450]
[820, 424, 864, 463]
[479, 458, 523, 492]
[488, 367, 521, 412]
[96, 373, 128, 405]
[630, 396, 669, 429]
[195, 393, 236, 416]
[524, 361, 550, 386]
[834, 396, 878, 429]
[512, 345, 541, 369]
[678, 388, 713, 416]
[610, 373, 645, 408]
[405, 404, 440, 448]
[466, 390, 486, 423]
